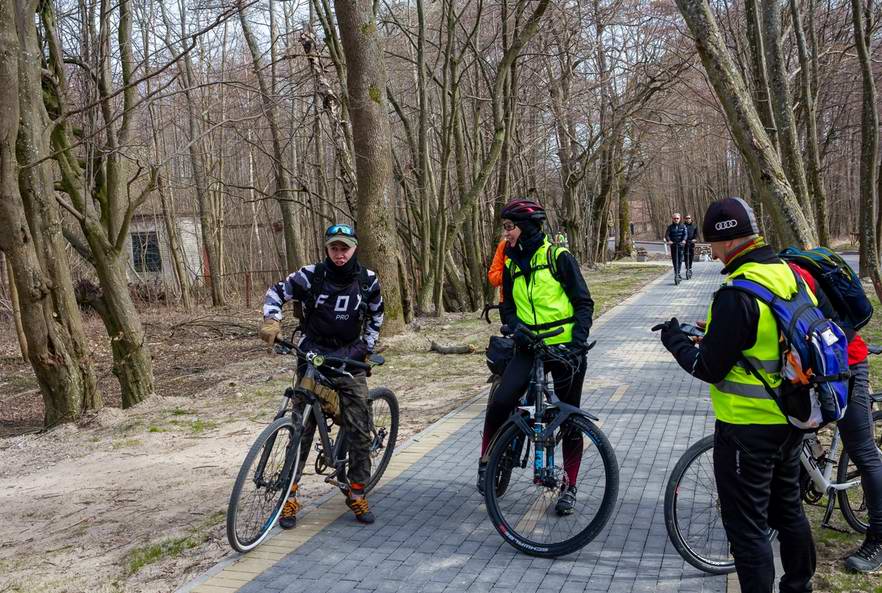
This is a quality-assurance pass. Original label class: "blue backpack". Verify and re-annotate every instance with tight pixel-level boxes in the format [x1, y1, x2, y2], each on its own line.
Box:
[724, 272, 850, 430]
[779, 246, 873, 330]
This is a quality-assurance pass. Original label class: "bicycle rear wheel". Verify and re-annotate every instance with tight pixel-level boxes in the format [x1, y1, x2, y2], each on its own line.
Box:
[227, 417, 301, 552]
[484, 413, 619, 557]
[837, 409, 882, 534]
[363, 388, 399, 492]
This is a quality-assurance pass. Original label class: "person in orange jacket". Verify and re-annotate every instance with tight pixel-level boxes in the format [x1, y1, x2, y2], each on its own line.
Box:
[488, 238, 508, 301]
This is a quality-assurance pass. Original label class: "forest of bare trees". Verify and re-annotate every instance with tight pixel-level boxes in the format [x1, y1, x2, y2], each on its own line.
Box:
[1, 0, 882, 427]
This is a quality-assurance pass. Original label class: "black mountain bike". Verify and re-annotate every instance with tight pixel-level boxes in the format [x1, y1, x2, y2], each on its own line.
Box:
[226, 339, 399, 553]
[481, 325, 619, 557]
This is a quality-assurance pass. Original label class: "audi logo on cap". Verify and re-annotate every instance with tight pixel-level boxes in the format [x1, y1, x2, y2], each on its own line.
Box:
[715, 219, 738, 230]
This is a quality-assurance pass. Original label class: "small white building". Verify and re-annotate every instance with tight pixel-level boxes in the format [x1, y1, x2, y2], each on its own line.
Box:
[127, 215, 202, 284]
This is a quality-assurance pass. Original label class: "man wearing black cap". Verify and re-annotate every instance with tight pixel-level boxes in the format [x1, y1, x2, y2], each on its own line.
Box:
[259, 224, 385, 526]
[654, 197, 815, 593]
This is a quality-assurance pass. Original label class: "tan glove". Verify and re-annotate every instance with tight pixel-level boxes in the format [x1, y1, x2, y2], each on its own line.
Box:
[259, 319, 281, 345]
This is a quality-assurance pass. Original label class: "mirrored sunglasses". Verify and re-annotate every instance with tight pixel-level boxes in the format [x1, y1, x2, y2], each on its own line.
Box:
[326, 224, 355, 237]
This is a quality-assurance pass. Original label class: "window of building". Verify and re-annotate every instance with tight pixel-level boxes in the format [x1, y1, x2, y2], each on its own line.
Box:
[132, 231, 162, 273]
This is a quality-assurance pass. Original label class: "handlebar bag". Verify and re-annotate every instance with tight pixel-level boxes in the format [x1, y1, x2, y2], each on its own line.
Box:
[297, 375, 341, 421]
[486, 336, 515, 376]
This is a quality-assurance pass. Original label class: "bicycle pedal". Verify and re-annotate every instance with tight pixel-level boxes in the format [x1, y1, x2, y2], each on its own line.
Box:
[323, 476, 348, 489]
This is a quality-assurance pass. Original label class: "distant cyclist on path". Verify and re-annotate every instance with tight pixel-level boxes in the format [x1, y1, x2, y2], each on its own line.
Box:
[683, 214, 699, 277]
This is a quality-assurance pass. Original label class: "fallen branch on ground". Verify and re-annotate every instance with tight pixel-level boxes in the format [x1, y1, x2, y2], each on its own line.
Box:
[429, 341, 475, 354]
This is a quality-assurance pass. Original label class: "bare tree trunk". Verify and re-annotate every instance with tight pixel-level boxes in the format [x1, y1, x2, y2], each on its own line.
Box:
[437, 0, 552, 277]
[0, 1, 96, 426]
[156, 174, 193, 309]
[144, 10, 193, 309]
[674, 0, 815, 247]
[414, 0, 435, 313]
[334, 0, 405, 334]
[761, 0, 814, 228]
[791, 0, 829, 246]
[15, 0, 99, 411]
[851, 0, 882, 297]
[41, 0, 155, 407]
[744, 0, 778, 151]
[4, 257, 27, 361]
[239, 1, 303, 272]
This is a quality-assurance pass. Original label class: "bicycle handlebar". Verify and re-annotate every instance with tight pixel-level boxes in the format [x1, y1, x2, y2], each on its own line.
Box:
[500, 324, 564, 342]
[274, 338, 383, 371]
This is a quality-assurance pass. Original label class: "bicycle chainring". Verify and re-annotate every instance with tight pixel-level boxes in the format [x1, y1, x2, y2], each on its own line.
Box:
[314, 446, 329, 475]
[800, 470, 823, 504]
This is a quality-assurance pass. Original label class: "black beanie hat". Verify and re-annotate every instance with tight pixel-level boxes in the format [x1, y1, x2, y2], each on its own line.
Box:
[702, 197, 760, 242]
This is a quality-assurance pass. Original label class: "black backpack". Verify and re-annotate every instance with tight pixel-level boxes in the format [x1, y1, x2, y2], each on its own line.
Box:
[778, 247, 873, 331]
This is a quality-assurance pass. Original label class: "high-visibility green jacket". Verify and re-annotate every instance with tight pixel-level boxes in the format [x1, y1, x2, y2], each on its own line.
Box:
[708, 260, 815, 424]
[506, 238, 574, 345]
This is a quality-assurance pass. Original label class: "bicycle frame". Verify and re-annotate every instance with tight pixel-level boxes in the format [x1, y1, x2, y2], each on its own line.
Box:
[262, 355, 359, 493]
[800, 426, 862, 529]
[801, 429, 860, 493]
[500, 348, 599, 487]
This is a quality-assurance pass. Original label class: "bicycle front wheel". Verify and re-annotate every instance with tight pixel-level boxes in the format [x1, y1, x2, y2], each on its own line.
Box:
[227, 417, 301, 553]
[484, 413, 619, 557]
[363, 388, 400, 492]
[664, 435, 734, 574]
[837, 409, 882, 534]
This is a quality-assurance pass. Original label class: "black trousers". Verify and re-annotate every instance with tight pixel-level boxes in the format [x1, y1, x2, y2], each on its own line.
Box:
[685, 243, 695, 270]
[840, 360, 882, 537]
[714, 421, 815, 593]
[670, 243, 683, 274]
[481, 346, 586, 454]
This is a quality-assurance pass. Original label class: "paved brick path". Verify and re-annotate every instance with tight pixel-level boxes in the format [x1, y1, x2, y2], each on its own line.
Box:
[184, 261, 729, 593]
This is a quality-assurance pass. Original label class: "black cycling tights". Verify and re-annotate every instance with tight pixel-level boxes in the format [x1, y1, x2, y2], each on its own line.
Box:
[841, 360, 882, 538]
[481, 347, 587, 484]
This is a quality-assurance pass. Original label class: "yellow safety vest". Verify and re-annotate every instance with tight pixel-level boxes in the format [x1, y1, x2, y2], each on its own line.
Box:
[708, 260, 815, 424]
[506, 238, 574, 346]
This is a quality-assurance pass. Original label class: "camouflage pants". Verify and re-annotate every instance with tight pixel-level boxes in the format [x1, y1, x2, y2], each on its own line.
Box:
[294, 372, 372, 486]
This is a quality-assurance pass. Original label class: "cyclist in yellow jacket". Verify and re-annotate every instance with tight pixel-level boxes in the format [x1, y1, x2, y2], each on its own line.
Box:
[655, 197, 815, 593]
[477, 198, 594, 516]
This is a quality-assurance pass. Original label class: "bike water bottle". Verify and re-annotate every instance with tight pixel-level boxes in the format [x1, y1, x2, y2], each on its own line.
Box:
[533, 422, 545, 471]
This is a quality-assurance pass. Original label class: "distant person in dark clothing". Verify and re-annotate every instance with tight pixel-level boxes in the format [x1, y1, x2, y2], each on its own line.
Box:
[684, 214, 699, 276]
[664, 213, 687, 280]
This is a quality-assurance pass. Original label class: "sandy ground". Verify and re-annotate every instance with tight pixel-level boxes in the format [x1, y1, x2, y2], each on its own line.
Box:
[0, 319, 502, 593]
[0, 263, 665, 593]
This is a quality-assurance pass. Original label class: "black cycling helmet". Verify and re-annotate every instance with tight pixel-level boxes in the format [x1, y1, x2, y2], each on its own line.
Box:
[500, 198, 547, 223]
